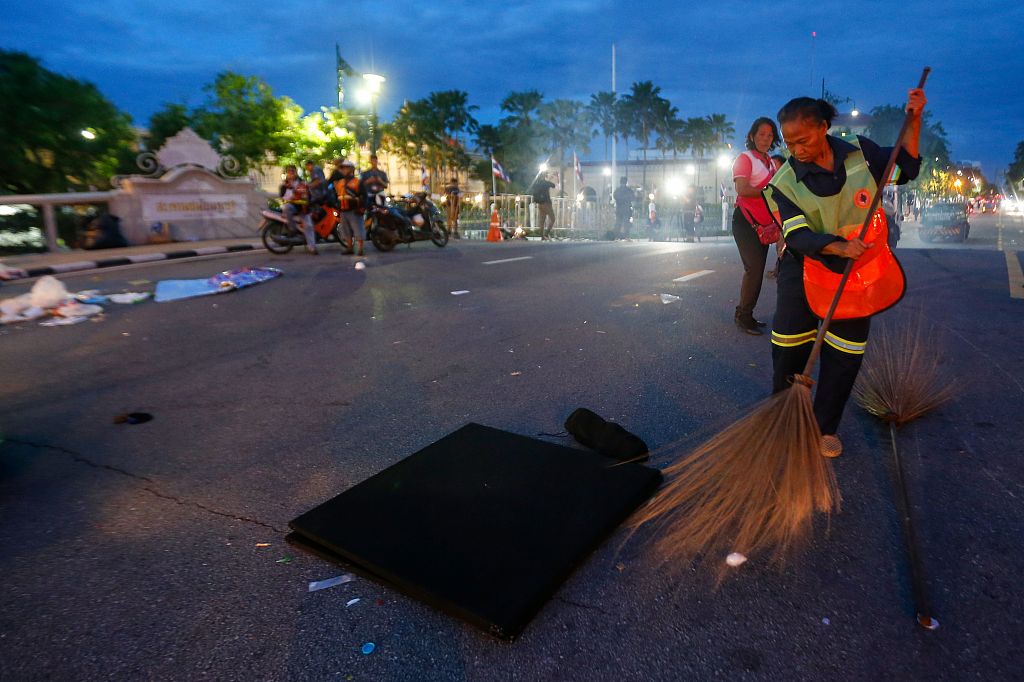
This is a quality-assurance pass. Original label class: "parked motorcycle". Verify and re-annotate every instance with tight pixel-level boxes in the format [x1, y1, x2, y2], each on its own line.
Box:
[366, 192, 448, 252]
[259, 202, 346, 254]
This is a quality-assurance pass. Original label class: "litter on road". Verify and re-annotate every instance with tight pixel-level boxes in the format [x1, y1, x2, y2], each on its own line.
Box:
[346, 598, 360, 607]
[726, 552, 748, 567]
[660, 293, 681, 304]
[113, 412, 153, 425]
[307, 573, 355, 592]
[154, 267, 282, 303]
[1, 276, 155, 326]
[450, 290, 470, 295]
[108, 292, 151, 304]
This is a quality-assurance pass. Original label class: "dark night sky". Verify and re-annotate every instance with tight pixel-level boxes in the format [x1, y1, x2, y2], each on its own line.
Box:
[6, 1, 1023, 180]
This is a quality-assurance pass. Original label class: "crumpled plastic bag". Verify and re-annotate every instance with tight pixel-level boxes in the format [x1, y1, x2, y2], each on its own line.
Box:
[29, 276, 70, 308]
[54, 302, 103, 318]
[1, 293, 33, 317]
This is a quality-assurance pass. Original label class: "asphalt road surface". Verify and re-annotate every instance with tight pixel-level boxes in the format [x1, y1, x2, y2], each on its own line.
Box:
[2, 222, 1022, 680]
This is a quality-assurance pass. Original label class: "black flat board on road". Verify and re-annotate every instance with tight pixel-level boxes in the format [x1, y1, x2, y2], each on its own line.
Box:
[288, 422, 662, 639]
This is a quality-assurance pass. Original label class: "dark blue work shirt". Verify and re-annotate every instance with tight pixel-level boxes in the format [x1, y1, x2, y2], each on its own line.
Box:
[768, 135, 920, 258]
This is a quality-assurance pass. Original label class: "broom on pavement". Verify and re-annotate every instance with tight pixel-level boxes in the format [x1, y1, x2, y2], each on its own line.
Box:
[631, 68, 931, 578]
[853, 319, 953, 629]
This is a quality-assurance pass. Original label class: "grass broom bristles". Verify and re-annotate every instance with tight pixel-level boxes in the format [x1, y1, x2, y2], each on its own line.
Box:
[632, 380, 840, 578]
[853, 320, 955, 425]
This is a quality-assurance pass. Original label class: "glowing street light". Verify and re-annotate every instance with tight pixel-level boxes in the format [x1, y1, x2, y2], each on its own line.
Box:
[361, 73, 386, 155]
[539, 162, 549, 173]
[602, 166, 611, 176]
[80, 129, 96, 140]
[716, 153, 732, 170]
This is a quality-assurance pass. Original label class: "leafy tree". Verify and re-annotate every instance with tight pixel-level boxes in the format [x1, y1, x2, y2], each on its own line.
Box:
[382, 90, 477, 191]
[192, 71, 295, 173]
[492, 90, 545, 192]
[279, 107, 356, 168]
[1007, 141, 1024, 190]
[470, 123, 505, 189]
[0, 50, 136, 193]
[866, 104, 952, 193]
[145, 102, 192, 152]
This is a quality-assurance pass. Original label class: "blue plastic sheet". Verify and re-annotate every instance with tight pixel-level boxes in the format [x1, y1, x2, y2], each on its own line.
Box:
[155, 267, 282, 303]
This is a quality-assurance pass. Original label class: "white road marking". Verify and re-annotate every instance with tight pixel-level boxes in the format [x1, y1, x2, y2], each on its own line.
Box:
[673, 269, 715, 283]
[482, 256, 534, 265]
[1005, 250, 1024, 299]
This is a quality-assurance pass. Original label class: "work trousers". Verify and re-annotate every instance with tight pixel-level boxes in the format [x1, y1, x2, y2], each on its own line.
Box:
[771, 253, 871, 435]
[536, 201, 555, 238]
[732, 207, 769, 318]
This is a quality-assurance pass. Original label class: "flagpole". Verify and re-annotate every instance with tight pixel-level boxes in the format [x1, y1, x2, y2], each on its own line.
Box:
[489, 157, 497, 225]
[611, 43, 617, 199]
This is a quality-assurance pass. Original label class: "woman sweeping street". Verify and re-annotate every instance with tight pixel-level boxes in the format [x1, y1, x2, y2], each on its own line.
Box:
[765, 88, 927, 458]
[732, 118, 783, 335]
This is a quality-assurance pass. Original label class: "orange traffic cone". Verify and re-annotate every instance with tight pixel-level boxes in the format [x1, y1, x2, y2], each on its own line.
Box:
[487, 207, 503, 242]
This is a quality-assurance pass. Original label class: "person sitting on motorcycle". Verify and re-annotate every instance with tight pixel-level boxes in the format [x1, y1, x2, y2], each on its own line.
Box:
[333, 159, 366, 256]
[360, 154, 390, 207]
[304, 159, 328, 205]
[279, 164, 317, 255]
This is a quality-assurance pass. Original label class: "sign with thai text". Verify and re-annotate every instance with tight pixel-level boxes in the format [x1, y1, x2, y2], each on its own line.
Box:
[141, 194, 248, 221]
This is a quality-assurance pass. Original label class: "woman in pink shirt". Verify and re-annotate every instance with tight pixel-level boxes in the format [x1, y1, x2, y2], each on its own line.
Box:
[731, 117, 783, 335]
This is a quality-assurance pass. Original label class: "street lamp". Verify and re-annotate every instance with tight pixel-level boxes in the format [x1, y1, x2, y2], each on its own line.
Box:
[80, 129, 96, 140]
[362, 73, 385, 155]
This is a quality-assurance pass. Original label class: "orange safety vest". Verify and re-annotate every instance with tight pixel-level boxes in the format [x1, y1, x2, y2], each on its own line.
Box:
[335, 176, 362, 211]
[765, 138, 905, 320]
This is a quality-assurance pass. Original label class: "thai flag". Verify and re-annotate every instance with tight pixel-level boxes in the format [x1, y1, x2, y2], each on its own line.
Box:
[491, 156, 510, 182]
[574, 151, 584, 186]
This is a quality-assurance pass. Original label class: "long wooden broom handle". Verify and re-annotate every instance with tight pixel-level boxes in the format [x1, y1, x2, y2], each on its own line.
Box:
[799, 67, 932, 379]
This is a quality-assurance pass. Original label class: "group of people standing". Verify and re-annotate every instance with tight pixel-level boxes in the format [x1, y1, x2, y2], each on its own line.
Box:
[278, 154, 391, 256]
[730, 87, 927, 458]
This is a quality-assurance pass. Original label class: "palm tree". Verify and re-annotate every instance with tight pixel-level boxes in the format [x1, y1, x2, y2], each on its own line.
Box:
[427, 90, 478, 185]
[622, 81, 668, 192]
[501, 90, 544, 128]
[685, 117, 717, 187]
[653, 100, 681, 186]
[537, 99, 590, 193]
[705, 113, 735, 146]
[474, 124, 502, 157]
[586, 91, 618, 164]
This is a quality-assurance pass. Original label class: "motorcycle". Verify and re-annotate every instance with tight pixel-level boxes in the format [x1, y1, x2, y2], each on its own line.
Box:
[259, 200, 346, 254]
[366, 192, 448, 252]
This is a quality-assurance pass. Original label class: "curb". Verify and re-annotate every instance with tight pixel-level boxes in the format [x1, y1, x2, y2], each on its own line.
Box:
[1, 243, 260, 282]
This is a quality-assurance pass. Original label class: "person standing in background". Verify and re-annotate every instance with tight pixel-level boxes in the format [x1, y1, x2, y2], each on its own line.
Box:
[444, 177, 462, 239]
[532, 172, 556, 240]
[731, 117, 783, 334]
[613, 177, 634, 240]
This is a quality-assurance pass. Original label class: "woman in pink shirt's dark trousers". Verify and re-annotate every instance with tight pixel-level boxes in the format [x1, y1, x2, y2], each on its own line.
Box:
[731, 117, 783, 335]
